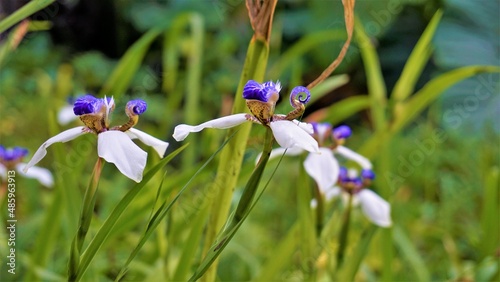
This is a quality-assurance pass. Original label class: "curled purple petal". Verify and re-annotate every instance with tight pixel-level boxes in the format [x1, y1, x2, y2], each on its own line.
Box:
[333, 125, 352, 139]
[289, 86, 310, 106]
[73, 95, 100, 115]
[361, 169, 376, 180]
[127, 99, 147, 115]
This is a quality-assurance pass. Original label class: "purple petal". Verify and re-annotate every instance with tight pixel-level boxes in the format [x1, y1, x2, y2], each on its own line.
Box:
[289, 86, 310, 106]
[127, 99, 147, 115]
[73, 95, 100, 115]
[333, 125, 352, 139]
[362, 169, 376, 180]
[242, 80, 281, 102]
[1, 146, 28, 161]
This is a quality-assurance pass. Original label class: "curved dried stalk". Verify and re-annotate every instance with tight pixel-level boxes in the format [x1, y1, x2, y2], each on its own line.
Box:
[246, 0, 278, 41]
[307, 0, 356, 90]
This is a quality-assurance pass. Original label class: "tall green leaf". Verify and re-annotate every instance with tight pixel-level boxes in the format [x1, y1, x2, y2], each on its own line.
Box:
[0, 0, 55, 34]
[354, 19, 387, 132]
[73, 145, 187, 281]
[99, 28, 162, 99]
[199, 32, 270, 282]
[391, 66, 500, 133]
[391, 10, 443, 103]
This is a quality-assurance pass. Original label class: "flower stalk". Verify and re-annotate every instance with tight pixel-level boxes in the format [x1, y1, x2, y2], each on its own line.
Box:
[68, 157, 104, 281]
[199, 2, 277, 280]
[190, 128, 275, 281]
[336, 192, 353, 271]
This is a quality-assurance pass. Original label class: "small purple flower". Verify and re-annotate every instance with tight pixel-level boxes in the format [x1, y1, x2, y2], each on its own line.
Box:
[338, 166, 349, 182]
[333, 125, 352, 140]
[0, 145, 53, 187]
[361, 169, 375, 180]
[0, 146, 28, 161]
[127, 100, 147, 115]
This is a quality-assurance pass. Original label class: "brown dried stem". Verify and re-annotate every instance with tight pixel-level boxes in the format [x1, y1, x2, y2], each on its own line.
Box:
[307, 0, 356, 90]
[246, 0, 278, 42]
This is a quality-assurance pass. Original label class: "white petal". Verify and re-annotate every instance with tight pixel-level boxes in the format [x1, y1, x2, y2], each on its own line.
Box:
[357, 189, 392, 227]
[292, 119, 314, 134]
[310, 198, 318, 209]
[127, 128, 169, 158]
[270, 120, 319, 153]
[303, 147, 339, 193]
[335, 145, 372, 169]
[98, 131, 147, 182]
[16, 163, 54, 187]
[325, 187, 342, 201]
[173, 113, 248, 141]
[23, 126, 87, 173]
[0, 164, 6, 180]
[257, 146, 305, 164]
[57, 105, 77, 125]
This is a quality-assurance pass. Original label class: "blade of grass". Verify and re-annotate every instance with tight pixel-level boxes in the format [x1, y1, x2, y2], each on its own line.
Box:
[200, 24, 271, 282]
[188, 128, 276, 281]
[391, 9, 443, 104]
[393, 225, 431, 282]
[99, 28, 162, 99]
[338, 225, 378, 281]
[390, 66, 500, 133]
[23, 172, 63, 281]
[320, 95, 371, 125]
[73, 144, 187, 281]
[68, 158, 104, 281]
[171, 202, 210, 281]
[182, 13, 204, 170]
[0, 0, 55, 34]
[479, 166, 499, 258]
[0, 20, 29, 68]
[114, 132, 238, 281]
[308, 75, 350, 105]
[253, 223, 300, 281]
[360, 66, 500, 159]
[297, 155, 317, 280]
[354, 18, 387, 132]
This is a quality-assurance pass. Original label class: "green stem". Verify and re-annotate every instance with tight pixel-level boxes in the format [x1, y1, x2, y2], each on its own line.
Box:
[68, 158, 104, 281]
[314, 185, 325, 236]
[336, 193, 353, 271]
[234, 128, 274, 221]
[182, 13, 204, 170]
[200, 36, 270, 282]
[190, 128, 274, 281]
[77, 158, 104, 251]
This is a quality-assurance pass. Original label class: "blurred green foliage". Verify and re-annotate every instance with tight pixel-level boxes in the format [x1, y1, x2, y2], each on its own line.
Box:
[0, 0, 498, 281]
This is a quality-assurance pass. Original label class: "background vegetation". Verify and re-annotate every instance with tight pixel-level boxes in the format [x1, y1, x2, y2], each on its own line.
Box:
[0, 0, 498, 281]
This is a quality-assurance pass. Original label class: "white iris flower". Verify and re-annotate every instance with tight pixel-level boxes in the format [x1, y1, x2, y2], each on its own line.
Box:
[266, 122, 391, 227]
[0, 146, 53, 187]
[173, 80, 319, 154]
[331, 168, 392, 227]
[23, 95, 169, 182]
